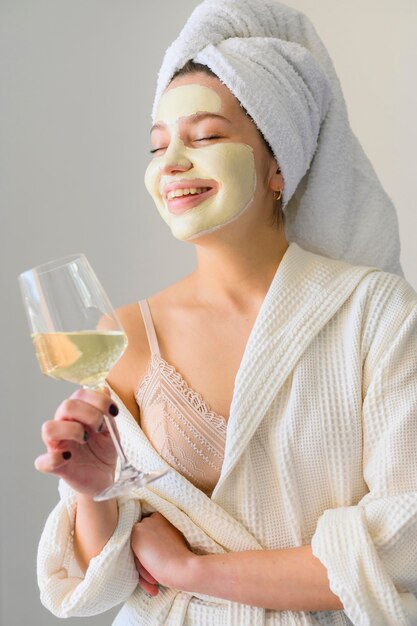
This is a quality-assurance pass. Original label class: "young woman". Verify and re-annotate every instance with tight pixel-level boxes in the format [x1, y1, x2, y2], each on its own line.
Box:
[36, 1, 417, 624]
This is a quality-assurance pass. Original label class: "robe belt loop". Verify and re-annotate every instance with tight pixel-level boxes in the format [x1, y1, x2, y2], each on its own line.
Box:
[165, 591, 266, 625]
[165, 592, 193, 626]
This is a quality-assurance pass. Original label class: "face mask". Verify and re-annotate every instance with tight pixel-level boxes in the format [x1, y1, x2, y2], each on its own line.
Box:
[144, 84, 256, 241]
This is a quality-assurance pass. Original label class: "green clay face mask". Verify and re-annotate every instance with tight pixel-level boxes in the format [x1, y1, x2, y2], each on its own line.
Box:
[144, 84, 256, 241]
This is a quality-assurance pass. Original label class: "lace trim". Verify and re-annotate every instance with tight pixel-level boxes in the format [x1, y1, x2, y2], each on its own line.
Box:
[168, 397, 225, 460]
[163, 399, 224, 469]
[136, 353, 228, 433]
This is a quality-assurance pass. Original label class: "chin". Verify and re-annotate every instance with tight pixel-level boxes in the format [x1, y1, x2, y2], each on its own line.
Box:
[188, 210, 253, 242]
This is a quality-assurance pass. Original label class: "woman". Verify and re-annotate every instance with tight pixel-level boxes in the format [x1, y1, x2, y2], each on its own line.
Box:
[36, 1, 417, 624]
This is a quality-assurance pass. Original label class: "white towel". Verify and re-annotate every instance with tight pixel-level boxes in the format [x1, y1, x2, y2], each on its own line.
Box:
[153, 0, 402, 275]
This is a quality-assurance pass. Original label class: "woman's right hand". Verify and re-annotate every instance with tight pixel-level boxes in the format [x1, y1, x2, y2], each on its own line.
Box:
[35, 387, 119, 497]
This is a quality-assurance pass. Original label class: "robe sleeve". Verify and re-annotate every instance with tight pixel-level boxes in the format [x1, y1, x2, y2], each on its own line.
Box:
[37, 479, 141, 617]
[312, 301, 417, 625]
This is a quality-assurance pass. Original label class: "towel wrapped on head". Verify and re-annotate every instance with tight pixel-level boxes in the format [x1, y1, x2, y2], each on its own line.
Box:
[153, 0, 402, 274]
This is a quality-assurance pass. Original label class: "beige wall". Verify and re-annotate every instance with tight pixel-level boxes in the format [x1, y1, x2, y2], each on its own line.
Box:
[1, 1, 415, 624]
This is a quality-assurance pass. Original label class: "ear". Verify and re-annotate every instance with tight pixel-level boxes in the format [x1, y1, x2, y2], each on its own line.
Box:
[268, 166, 284, 193]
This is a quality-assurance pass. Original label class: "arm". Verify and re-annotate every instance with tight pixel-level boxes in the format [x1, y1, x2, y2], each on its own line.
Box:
[39, 310, 145, 574]
[186, 545, 342, 611]
[69, 307, 144, 572]
[36, 387, 140, 617]
[131, 512, 342, 611]
[310, 301, 417, 624]
[36, 386, 120, 571]
[37, 304, 157, 616]
[132, 511, 342, 610]
[73, 496, 118, 573]
[38, 480, 140, 618]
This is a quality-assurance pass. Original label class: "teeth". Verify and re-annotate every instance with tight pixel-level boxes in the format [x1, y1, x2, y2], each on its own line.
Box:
[166, 187, 210, 200]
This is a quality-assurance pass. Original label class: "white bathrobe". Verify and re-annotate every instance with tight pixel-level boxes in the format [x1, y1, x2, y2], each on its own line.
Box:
[37, 244, 417, 625]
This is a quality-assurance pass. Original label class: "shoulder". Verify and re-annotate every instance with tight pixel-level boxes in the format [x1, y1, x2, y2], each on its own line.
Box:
[106, 279, 192, 417]
[115, 302, 149, 356]
[355, 269, 417, 328]
[105, 301, 149, 420]
[305, 247, 417, 356]
[115, 275, 192, 355]
[354, 270, 417, 372]
[359, 268, 417, 305]
[308, 244, 417, 319]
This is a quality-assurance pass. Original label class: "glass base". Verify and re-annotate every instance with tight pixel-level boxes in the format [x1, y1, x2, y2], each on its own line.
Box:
[93, 464, 168, 501]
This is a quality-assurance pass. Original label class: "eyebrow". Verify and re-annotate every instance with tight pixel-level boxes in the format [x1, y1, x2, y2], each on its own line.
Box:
[150, 112, 232, 134]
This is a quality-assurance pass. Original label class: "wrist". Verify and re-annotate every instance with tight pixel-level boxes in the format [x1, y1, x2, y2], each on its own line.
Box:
[174, 552, 203, 593]
[178, 553, 219, 595]
[75, 492, 118, 515]
[180, 553, 235, 599]
[73, 494, 119, 574]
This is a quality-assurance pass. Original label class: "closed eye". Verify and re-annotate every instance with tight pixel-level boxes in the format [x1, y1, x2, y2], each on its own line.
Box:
[194, 136, 222, 142]
[150, 136, 223, 154]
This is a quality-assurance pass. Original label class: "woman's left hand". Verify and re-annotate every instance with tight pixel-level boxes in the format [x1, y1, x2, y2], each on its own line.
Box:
[131, 512, 196, 592]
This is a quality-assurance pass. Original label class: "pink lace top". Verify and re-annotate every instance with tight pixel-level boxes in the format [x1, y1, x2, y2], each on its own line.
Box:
[135, 300, 227, 495]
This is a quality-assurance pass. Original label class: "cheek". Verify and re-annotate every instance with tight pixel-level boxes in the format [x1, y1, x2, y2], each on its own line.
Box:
[144, 160, 161, 200]
[190, 143, 255, 192]
[199, 143, 256, 207]
[144, 159, 167, 216]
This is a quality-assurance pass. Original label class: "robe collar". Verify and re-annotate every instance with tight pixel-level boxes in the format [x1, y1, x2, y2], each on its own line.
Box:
[212, 243, 377, 499]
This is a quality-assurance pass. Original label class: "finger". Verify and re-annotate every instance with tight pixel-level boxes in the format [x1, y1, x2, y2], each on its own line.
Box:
[41, 420, 86, 450]
[135, 558, 158, 585]
[70, 387, 118, 418]
[35, 450, 73, 474]
[138, 575, 159, 597]
[54, 398, 116, 433]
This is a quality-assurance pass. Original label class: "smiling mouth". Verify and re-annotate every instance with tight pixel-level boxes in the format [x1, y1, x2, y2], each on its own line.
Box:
[166, 186, 211, 200]
[164, 185, 217, 214]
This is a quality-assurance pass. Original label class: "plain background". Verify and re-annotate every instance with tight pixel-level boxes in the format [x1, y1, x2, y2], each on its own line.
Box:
[1, 1, 416, 624]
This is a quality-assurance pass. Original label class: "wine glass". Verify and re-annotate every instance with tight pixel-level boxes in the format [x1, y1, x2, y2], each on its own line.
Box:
[18, 253, 167, 501]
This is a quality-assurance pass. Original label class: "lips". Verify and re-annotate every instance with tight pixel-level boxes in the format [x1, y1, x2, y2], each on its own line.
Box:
[162, 180, 217, 215]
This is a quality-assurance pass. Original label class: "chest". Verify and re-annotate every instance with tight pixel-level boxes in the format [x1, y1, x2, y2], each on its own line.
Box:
[153, 306, 256, 420]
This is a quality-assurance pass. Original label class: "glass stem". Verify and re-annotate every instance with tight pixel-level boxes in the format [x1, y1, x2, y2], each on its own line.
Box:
[84, 384, 128, 468]
[102, 414, 128, 467]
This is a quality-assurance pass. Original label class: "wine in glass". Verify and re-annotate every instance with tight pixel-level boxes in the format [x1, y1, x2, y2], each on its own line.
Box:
[18, 253, 167, 501]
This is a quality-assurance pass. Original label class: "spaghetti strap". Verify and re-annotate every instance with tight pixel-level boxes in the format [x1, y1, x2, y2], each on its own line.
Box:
[138, 299, 160, 356]
[136, 299, 227, 496]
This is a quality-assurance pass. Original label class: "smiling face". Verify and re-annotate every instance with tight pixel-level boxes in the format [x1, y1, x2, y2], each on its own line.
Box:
[145, 73, 282, 241]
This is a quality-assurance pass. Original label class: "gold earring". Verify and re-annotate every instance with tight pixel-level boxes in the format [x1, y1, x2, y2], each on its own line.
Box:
[273, 189, 282, 201]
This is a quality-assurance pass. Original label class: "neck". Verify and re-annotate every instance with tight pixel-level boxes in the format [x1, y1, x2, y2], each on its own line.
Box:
[189, 225, 288, 311]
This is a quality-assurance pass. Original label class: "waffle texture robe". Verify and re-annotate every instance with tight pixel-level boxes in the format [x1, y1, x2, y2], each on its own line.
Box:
[37, 244, 417, 625]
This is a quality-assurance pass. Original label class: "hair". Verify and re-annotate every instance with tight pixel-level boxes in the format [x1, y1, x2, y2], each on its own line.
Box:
[171, 61, 284, 228]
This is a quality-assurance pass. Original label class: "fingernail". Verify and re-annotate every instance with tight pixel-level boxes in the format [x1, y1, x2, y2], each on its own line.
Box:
[83, 430, 89, 442]
[62, 451, 72, 460]
[109, 403, 119, 416]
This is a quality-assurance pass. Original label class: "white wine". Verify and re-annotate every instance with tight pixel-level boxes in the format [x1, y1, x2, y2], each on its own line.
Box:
[32, 331, 128, 387]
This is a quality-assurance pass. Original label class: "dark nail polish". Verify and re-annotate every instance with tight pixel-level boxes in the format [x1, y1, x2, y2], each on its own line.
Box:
[109, 403, 119, 416]
[83, 430, 89, 442]
[62, 451, 72, 460]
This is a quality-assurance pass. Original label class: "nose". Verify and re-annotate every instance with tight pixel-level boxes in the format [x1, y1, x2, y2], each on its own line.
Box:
[159, 137, 192, 175]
